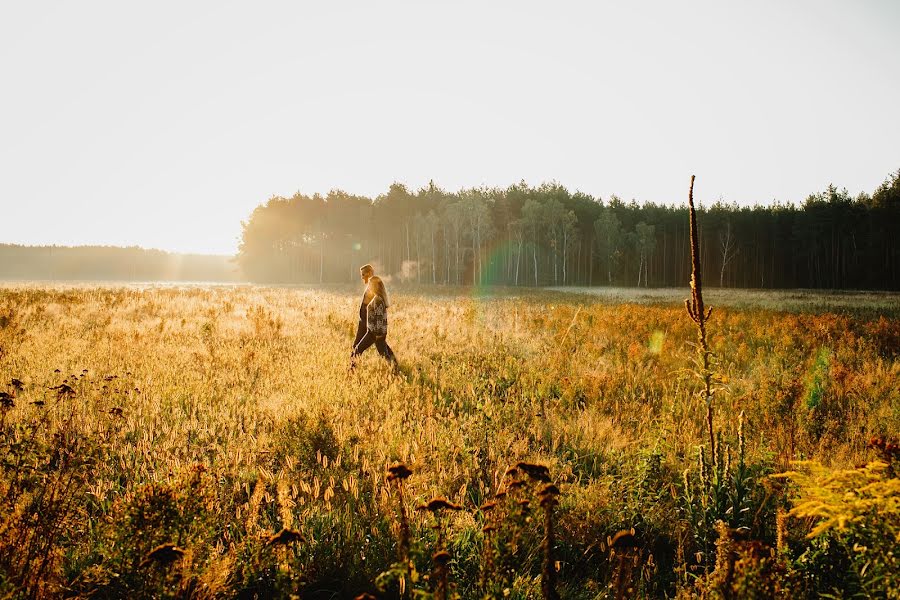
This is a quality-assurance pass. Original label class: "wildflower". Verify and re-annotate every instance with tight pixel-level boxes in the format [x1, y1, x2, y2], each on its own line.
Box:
[386, 462, 413, 569]
[50, 383, 75, 398]
[506, 480, 526, 492]
[386, 462, 413, 482]
[608, 528, 638, 551]
[775, 509, 788, 555]
[267, 527, 304, 546]
[140, 544, 185, 568]
[516, 462, 551, 483]
[609, 528, 640, 599]
[538, 484, 560, 507]
[417, 497, 462, 513]
[538, 483, 561, 600]
[432, 550, 452, 600]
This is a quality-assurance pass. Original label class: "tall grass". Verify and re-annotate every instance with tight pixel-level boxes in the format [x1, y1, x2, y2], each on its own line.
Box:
[0, 281, 897, 597]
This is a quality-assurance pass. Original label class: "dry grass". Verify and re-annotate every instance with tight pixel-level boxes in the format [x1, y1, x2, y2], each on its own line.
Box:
[0, 284, 897, 597]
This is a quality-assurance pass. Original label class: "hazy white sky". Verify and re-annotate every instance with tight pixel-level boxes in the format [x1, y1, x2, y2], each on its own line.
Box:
[1, 1, 898, 255]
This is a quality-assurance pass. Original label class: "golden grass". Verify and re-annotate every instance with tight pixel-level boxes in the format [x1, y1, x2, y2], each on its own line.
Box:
[0, 284, 897, 597]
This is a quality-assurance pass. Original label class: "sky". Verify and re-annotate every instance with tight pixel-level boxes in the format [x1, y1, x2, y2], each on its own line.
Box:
[1, 1, 899, 255]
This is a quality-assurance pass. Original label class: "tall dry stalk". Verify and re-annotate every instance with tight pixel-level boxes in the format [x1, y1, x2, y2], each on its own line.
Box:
[417, 497, 461, 600]
[684, 175, 716, 455]
[387, 463, 413, 572]
[538, 483, 560, 600]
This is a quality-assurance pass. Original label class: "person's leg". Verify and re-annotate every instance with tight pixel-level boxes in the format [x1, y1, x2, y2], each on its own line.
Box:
[352, 320, 366, 348]
[374, 336, 398, 366]
[350, 331, 377, 371]
[352, 331, 377, 359]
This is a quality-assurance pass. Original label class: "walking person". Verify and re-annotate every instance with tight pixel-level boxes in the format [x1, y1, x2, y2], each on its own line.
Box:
[351, 264, 398, 370]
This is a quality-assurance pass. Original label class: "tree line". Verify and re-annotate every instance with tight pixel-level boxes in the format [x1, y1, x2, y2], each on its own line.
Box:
[238, 168, 900, 290]
[0, 245, 240, 282]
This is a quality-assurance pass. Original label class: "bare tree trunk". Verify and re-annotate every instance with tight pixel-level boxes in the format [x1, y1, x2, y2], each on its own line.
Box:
[589, 240, 594, 286]
[637, 253, 643, 287]
[445, 233, 451, 284]
[663, 231, 668, 286]
[719, 220, 737, 288]
[515, 238, 522, 285]
[507, 226, 513, 284]
[476, 230, 482, 285]
[319, 235, 324, 284]
[553, 243, 558, 285]
[455, 233, 460, 285]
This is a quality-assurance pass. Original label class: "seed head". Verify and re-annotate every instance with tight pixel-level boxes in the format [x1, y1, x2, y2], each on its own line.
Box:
[538, 483, 560, 498]
[51, 383, 75, 398]
[386, 462, 413, 482]
[418, 497, 462, 513]
[267, 527, 304, 546]
[141, 544, 185, 567]
[608, 528, 638, 550]
[516, 462, 551, 483]
[538, 483, 561, 507]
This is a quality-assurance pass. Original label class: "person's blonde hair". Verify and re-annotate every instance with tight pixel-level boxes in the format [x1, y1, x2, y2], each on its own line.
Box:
[360, 264, 374, 277]
[367, 275, 389, 308]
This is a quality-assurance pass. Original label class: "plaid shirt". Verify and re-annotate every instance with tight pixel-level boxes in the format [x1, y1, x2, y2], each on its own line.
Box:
[366, 295, 388, 336]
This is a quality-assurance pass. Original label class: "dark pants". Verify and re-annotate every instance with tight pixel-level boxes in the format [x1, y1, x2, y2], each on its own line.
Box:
[352, 330, 397, 365]
[353, 319, 367, 348]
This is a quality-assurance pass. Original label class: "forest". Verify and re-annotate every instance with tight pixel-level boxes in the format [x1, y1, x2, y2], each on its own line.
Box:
[0, 245, 240, 282]
[238, 168, 900, 290]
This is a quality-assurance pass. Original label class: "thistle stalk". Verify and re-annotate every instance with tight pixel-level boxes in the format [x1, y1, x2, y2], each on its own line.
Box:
[684, 175, 716, 456]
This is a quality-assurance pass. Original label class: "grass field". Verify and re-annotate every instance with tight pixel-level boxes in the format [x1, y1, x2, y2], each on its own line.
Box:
[0, 284, 898, 598]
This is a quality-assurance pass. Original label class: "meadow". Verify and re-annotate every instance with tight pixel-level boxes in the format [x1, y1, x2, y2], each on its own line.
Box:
[0, 283, 898, 598]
